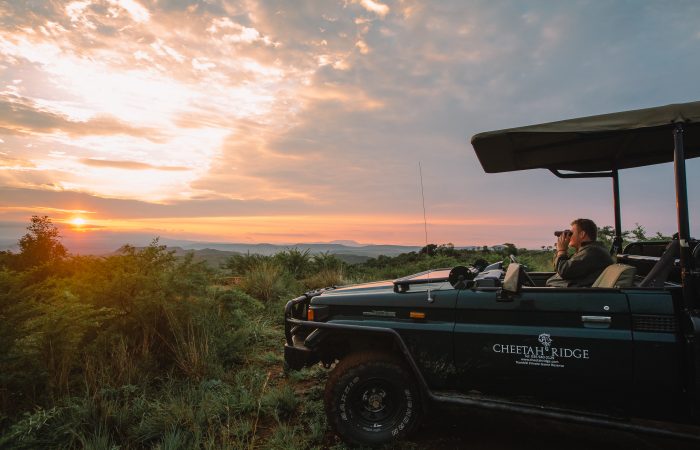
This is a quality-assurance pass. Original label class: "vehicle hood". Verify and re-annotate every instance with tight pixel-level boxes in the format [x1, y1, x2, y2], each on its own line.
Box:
[321, 279, 396, 296]
[310, 276, 452, 308]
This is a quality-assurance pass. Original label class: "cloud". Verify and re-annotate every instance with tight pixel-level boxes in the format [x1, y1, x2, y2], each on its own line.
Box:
[80, 158, 190, 171]
[107, 0, 150, 23]
[1, 1, 700, 247]
[207, 17, 276, 45]
[0, 95, 164, 141]
[0, 153, 36, 169]
[0, 186, 313, 220]
[357, 0, 390, 18]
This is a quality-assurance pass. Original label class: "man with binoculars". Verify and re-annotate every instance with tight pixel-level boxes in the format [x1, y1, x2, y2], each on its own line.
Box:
[546, 218, 613, 287]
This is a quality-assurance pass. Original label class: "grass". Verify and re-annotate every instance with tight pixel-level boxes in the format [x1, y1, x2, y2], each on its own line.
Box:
[1, 232, 564, 449]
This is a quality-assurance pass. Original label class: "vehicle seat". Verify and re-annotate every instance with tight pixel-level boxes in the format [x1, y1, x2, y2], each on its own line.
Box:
[591, 264, 637, 288]
[638, 240, 680, 287]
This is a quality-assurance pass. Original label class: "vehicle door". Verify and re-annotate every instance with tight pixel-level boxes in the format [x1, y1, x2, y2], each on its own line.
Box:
[390, 282, 458, 390]
[452, 286, 633, 405]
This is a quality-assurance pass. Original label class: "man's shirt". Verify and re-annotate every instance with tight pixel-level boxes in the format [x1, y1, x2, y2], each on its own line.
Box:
[546, 241, 614, 287]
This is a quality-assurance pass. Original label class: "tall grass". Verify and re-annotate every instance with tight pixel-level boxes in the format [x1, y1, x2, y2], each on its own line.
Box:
[240, 260, 288, 303]
[1, 229, 561, 449]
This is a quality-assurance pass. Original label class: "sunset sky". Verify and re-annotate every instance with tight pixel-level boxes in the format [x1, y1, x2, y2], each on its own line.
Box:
[1, 0, 700, 251]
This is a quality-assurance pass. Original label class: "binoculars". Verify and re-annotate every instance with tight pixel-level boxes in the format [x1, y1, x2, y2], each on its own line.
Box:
[554, 230, 573, 237]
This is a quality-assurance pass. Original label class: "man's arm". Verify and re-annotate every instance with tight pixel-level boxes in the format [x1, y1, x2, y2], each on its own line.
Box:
[555, 250, 598, 279]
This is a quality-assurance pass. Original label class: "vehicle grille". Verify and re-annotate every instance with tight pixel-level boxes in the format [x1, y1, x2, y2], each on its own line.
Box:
[632, 315, 678, 333]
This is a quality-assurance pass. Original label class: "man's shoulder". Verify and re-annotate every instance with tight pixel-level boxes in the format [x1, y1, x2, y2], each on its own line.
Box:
[581, 241, 614, 259]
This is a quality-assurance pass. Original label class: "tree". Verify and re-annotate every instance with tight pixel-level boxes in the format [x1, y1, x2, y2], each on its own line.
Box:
[502, 243, 518, 256]
[17, 216, 67, 269]
[597, 225, 615, 247]
[419, 244, 438, 255]
[629, 223, 647, 242]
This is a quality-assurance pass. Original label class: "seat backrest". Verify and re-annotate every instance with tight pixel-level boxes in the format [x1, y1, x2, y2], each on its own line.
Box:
[592, 264, 637, 288]
[622, 241, 670, 257]
[639, 240, 680, 287]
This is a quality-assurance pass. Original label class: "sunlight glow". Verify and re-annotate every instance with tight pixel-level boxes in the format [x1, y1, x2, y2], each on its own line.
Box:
[70, 217, 86, 227]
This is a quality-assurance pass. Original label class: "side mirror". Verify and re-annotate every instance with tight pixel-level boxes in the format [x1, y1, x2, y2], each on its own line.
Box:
[498, 263, 522, 301]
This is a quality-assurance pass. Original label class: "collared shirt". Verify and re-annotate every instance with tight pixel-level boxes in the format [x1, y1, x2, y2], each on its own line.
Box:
[546, 241, 614, 287]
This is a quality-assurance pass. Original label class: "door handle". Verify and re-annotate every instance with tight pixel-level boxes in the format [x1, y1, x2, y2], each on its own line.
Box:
[581, 315, 611, 327]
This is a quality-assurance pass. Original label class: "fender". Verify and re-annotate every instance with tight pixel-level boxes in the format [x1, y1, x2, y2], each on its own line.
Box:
[285, 315, 433, 404]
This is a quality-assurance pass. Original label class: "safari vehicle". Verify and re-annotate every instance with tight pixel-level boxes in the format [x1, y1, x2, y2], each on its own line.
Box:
[284, 101, 700, 446]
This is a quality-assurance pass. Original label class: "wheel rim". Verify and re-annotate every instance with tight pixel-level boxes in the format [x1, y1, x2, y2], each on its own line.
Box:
[349, 377, 402, 430]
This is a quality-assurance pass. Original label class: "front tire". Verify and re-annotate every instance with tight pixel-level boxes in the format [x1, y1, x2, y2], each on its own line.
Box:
[324, 351, 422, 446]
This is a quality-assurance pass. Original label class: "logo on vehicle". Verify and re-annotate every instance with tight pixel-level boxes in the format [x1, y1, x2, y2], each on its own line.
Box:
[492, 332, 589, 368]
[538, 333, 552, 351]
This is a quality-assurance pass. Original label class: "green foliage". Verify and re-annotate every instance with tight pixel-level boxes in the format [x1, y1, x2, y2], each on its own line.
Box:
[2, 215, 677, 448]
[0, 236, 257, 419]
[15, 216, 67, 270]
[265, 424, 304, 450]
[419, 243, 456, 256]
[502, 243, 518, 256]
[222, 252, 268, 276]
[0, 377, 278, 449]
[303, 268, 345, 290]
[274, 248, 312, 278]
[629, 223, 647, 242]
[263, 385, 299, 421]
[348, 249, 504, 281]
[598, 224, 673, 248]
[311, 252, 344, 272]
[239, 260, 287, 303]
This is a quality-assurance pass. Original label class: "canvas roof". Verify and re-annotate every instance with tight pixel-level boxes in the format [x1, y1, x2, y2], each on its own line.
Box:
[470, 101, 700, 173]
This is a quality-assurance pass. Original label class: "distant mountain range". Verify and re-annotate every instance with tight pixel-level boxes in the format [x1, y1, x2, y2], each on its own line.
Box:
[162, 246, 380, 267]
[155, 241, 423, 267]
[173, 241, 422, 257]
[0, 233, 423, 267]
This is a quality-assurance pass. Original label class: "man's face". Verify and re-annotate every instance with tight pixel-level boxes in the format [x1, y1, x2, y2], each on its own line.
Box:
[569, 224, 587, 249]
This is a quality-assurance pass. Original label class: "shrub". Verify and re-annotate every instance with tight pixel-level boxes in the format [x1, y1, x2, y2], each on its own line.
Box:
[311, 252, 344, 272]
[274, 248, 312, 279]
[240, 261, 289, 303]
[303, 268, 344, 290]
[222, 253, 269, 276]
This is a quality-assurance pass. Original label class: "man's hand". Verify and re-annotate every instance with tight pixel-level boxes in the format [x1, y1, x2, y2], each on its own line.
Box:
[556, 232, 569, 253]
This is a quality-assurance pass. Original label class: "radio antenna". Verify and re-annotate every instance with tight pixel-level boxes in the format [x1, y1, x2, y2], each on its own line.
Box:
[419, 162, 434, 303]
[419, 161, 429, 251]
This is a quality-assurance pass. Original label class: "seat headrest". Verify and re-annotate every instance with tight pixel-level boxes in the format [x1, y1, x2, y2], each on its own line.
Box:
[592, 264, 637, 288]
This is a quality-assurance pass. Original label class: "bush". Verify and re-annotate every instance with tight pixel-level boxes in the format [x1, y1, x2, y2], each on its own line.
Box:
[0, 240, 260, 419]
[303, 268, 344, 290]
[274, 248, 312, 279]
[240, 260, 290, 303]
[222, 253, 269, 276]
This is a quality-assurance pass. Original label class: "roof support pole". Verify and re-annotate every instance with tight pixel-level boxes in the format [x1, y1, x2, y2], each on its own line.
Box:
[549, 168, 622, 254]
[611, 168, 623, 255]
[672, 123, 694, 310]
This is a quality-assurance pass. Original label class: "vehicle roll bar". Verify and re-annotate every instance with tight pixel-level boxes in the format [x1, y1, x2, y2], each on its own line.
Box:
[549, 168, 623, 255]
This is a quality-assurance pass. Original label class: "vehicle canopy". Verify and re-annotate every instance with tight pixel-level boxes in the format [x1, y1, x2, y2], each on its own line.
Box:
[471, 101, 699, 309]
[471, 101, 700, 173]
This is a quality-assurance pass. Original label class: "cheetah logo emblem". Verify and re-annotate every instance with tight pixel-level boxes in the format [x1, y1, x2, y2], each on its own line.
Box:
[538, 333, 552, 351]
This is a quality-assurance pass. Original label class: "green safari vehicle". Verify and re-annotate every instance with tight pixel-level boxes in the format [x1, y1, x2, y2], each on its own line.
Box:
[284, 101, 700, 446]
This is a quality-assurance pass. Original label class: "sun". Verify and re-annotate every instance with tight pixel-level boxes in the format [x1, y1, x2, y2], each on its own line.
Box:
[70, 217, 87, 227]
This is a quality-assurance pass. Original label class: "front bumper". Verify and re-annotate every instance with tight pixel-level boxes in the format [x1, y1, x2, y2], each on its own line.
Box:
[284, 341, 314, 370]
[283, 290, 326, 370]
